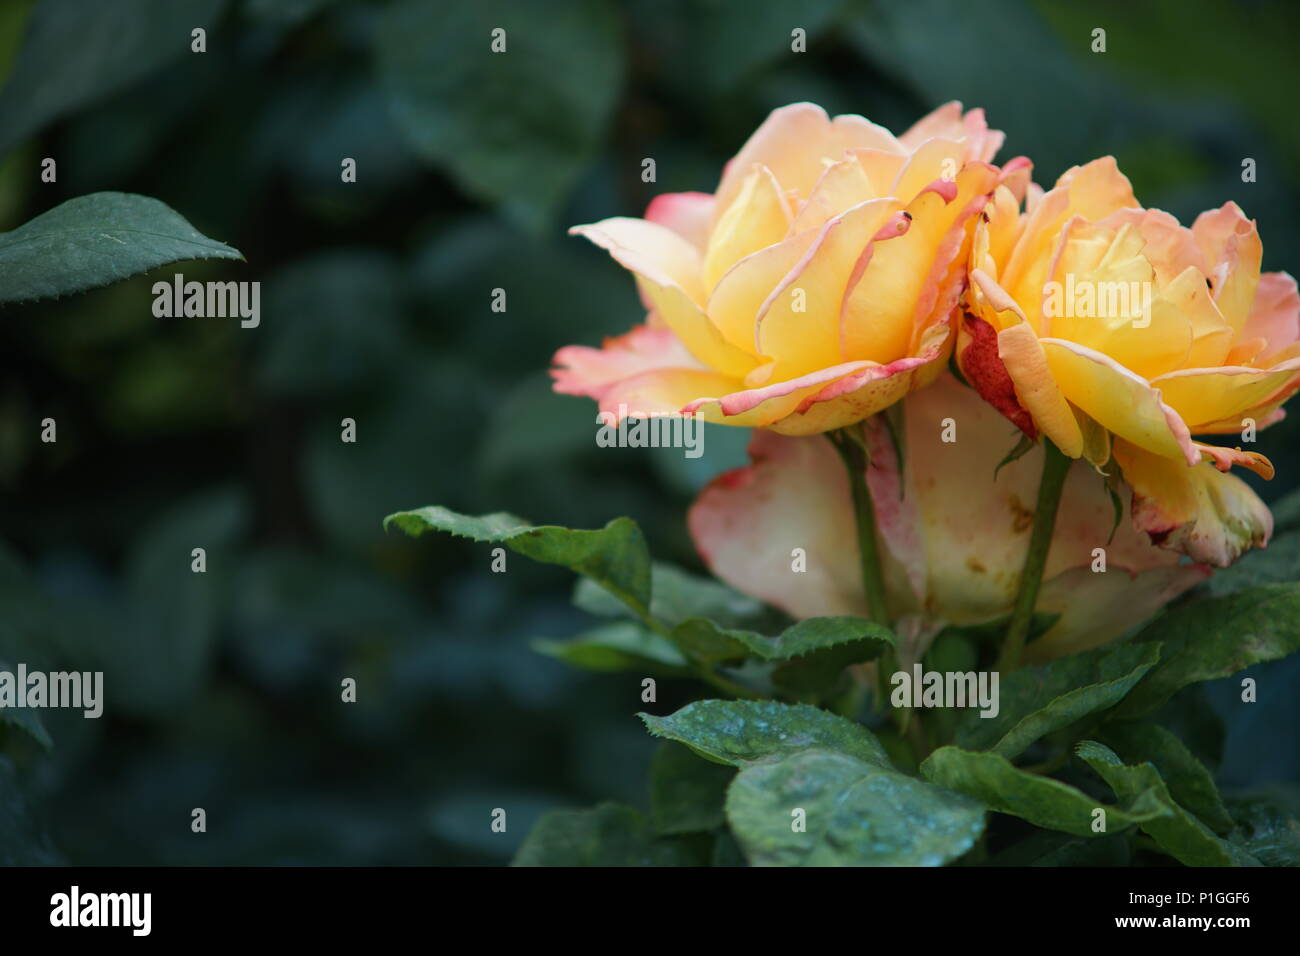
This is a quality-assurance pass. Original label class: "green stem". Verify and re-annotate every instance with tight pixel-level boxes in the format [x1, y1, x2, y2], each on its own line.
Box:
[694, 665, 766, 701]
[997, 440, 1071, 672]
[828, 426, 890, 626]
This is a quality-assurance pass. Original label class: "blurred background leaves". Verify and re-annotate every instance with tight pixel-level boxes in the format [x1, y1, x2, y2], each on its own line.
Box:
[0, 0, 1296, 864]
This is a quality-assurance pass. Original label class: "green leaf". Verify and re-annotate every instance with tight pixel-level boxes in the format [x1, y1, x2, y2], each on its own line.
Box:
[955, 643, 1160, 759]
[649, 742, 734, 835]
[994, 433, 1035, 478]
[1117, 584, 1300, 718]
[921, 746, 1172, 837]
[1224, 789, 1300, 866]
[1097, 722, 1233, 833]
[385, 506, 651, 615]
[0, 0, 228, 157]
[0, 192, 243, 303]
[512, 802, 708, 866]
[376, 0, 621, 230]
[573, 561, 766, 630]
[531, 621, 688, 673]
[670, 616, 893, 695]
[639, 699, 890, 768]
[1203, 530, 1300, 596]
[725, 747, 985, 866]
[1075, 741, 1247, 866]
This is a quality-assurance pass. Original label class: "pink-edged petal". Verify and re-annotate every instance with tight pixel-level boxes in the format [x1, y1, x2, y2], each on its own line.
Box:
[571, 217, 758, 377]
[1192, 201, 1262, 332]
[570, 217, 705, 300]
[595, 366, 742, 422]
[1150, 357, 1300, 432]
[1243, 271, 1300, 359]
[766, 333, 950, 436]
[713, 103, 904, 219]
[898, 101, 965, 148]
[682, 360, 877, 428]
[645, 191, 715, 252]
[757, 199, 909, 376]
[688, 430, 868, 619]
[551, 324, 703, 400]
[1113, 439, 1273, 567]
[997, 156, 1032, 204]
[1038, 337, 1197, 464]
[1194, 442, 1274, 479]
[898, 101, 1006, 162]
[841, 162, 996, 364]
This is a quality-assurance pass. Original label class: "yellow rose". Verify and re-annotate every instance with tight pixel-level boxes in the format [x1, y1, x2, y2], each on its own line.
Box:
[957, 158, 1296, 565]
[689, 372, 1207, 664]
[554, 102, 1027, 434]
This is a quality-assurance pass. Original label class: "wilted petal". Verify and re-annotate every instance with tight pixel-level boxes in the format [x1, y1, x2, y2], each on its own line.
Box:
[1114, 440, 1273, 566]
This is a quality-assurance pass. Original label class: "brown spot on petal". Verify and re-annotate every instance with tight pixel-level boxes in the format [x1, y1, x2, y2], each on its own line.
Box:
[966, 556, 987, 574]
[1009, 494, 1034, 533]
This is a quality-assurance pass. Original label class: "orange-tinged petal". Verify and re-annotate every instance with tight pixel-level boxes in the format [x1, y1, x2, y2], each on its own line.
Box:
[1039, 338, 1195, 463]
[898, 101, 964, 149]
[1243, 271, 1300, 360]
[571, 218, 759, 377]
[706, 225, 820, 354]
[1044, 221, 1194, 380]
[713, 103, 904, 216]
[788, 153, 876, 233]
[758, 198, 905, 376]
[1193, 202, 1261, 333]
[842, 163, 997, 363]
[889, 137, 964, 202]
[1151, 359, 1300, 432]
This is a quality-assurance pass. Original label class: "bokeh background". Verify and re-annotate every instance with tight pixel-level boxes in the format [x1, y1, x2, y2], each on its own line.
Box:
[0, 0, 1297, 864]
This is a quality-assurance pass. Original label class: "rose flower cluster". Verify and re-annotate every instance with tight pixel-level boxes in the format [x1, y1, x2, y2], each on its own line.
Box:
[552, 102, 1298, 663]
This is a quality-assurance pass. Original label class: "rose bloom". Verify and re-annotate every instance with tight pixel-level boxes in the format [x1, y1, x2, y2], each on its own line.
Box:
[553, 102, 1028, 434]
[689, 372, 1208, 665]
[958, 157, 1297, 565]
